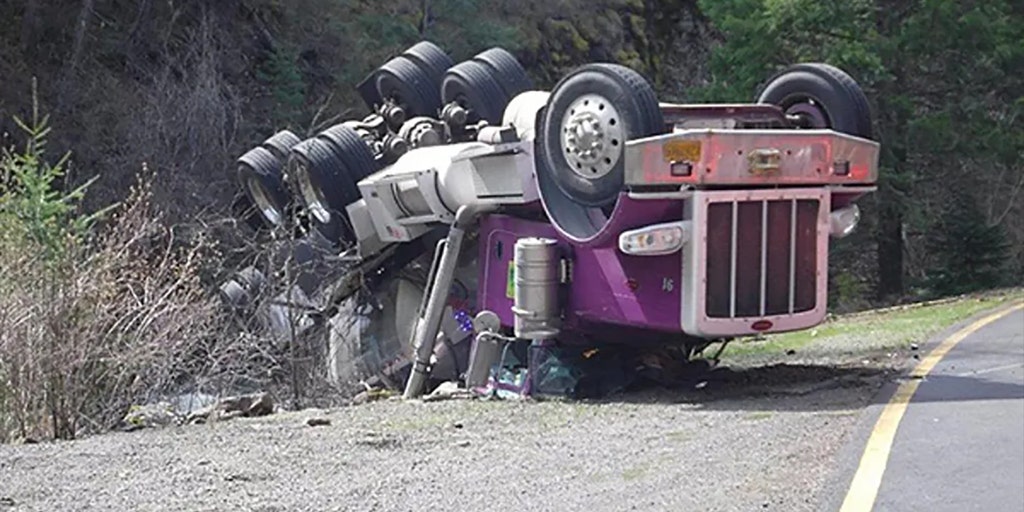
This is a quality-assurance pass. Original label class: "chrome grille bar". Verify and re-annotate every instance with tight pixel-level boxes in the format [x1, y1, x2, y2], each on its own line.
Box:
[759, 199, 768, 317]
[788, 198, 797, 314]
[729, 200, 738, 319]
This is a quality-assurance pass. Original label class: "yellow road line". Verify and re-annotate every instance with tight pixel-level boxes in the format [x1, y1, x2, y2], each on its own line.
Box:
[839, 302, 1024, 512]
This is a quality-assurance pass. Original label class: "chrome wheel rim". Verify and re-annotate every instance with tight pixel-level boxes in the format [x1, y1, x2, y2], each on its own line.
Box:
[292, 161, 332, 224]
[247, 176, 282, 226]
[560, 93, 624, 180]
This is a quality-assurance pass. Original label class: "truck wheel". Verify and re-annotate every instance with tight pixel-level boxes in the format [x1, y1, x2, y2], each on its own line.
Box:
[234, 267, 267, 300]
[232, 193, 269, 234]
[441, 60, 508, 125]
[757, 63, 872, 139]
[318, 123, 380, 186]
[376, 55, 441, 118]
[260, 130, 302, 161]
[403, 41, 454, 94]
[540, 63, 663, 208]
[238, 146, 290, 228]
[287, 138, 360, 245]
[473, 47, 532, 100]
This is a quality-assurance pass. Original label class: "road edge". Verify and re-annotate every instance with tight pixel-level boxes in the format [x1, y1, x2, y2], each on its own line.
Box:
[816, 299, 1024, 512]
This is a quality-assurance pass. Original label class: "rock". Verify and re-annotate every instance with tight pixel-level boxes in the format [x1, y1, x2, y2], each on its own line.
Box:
[351, 391, 371, 406]
[423, 381, 473, 402]
[185, 392, 275, 424]
[245, 392, 275, 416]
[306, 417, 331, 427]
[453, 440, 471, 448]
[120, 402, 182, 431]
[351, 388, 394, 406]
[355, 432, 400, 449]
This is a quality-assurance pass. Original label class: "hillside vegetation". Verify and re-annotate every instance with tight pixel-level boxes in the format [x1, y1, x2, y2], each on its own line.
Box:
[2, 0, 1021, 302]
[0, 0, 1022, 440]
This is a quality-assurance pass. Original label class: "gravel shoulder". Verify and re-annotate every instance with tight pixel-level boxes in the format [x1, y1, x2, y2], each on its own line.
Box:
[0, 367, 889, 512]
[2, 293, 1019, 512]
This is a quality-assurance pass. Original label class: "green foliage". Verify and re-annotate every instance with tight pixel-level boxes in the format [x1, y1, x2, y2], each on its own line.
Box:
[0, 84, 110, 264]
[698, 0, 1024, 301]
[830, 271, 871, 314]
[256, 46, 307, 126]
[925, 192, 1011, 296]
[428, 0, 525, 58]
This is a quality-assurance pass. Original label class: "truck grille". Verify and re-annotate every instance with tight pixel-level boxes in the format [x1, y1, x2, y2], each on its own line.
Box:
[704, 198, 820, 318]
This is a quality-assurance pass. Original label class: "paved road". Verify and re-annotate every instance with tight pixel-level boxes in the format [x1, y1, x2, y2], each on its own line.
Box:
[830, 307, 1024, 512]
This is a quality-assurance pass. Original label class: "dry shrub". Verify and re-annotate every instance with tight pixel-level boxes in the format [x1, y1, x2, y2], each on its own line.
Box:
[0, 170, 229, 441]
[0, 98, 241, 441]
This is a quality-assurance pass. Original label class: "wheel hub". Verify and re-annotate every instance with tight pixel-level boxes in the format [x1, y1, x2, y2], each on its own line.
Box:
[561, 94, 623, 180]
[247, 176, 282, 226]
[293, 161, 332, 224]
[785, 100, 829, 129]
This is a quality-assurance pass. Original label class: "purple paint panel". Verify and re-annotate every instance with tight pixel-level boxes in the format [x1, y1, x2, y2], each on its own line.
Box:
[477, 215, 559, 329]
[567, 246, 682, 333]
[477, 194, 686, 339]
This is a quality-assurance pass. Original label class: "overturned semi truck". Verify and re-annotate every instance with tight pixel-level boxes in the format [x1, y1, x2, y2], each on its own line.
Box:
[224, 42, 879, 398]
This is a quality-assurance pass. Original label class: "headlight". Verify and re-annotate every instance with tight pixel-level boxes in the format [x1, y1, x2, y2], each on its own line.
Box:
[618, 221, 691, 256]
[829, 204, 861, 238]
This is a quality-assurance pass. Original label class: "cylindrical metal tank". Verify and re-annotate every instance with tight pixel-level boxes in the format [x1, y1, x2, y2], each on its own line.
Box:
[512, 237, 561, 340]
[502, 91, 551, 141]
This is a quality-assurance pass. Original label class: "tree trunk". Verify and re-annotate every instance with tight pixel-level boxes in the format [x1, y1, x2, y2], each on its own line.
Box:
[57, 0, 96, 114]
[876, 192, 905, 299]
[21, 0, 40, 52]
[872, 0, 911, 301]
[419, 0, 431, 35]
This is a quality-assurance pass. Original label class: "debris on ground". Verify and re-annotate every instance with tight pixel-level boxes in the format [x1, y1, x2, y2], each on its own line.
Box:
[121, 392, 277, 430]
[350, 388, 395, 406]
[422, 381, 475, 402]
[187, 392, 275, 424]
[119, 402, 182, 431]
[306, 417, 332, 427]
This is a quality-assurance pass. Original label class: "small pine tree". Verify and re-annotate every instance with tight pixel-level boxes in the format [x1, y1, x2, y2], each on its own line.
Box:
[926, 190, 1010, 296]
[256, 46, 306, 126]
[0, 80, 111, 264]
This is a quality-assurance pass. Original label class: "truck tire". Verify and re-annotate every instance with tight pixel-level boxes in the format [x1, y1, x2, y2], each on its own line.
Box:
[232, 193, 269, 234]
[237, 146, 290, 228]
[539, 63, 664, 208]
[376, 55, 441, 118]
[403, 41, 454, 94]
[441, 60, 508, 125]
[318, 123, 380, 187]
[260, 130, 302, 161]
[756, 63, 872, 139]
[473, 47, 532, 100]
[287, 138, 360, 245]
[234, 267, 267, 300]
